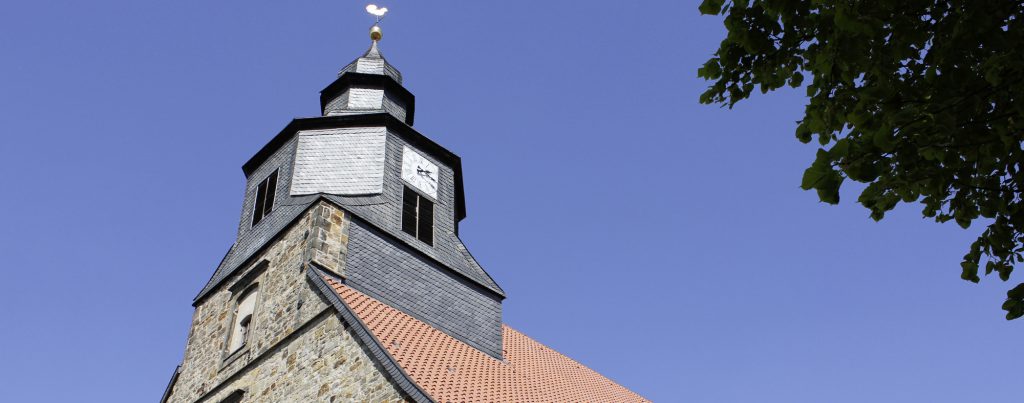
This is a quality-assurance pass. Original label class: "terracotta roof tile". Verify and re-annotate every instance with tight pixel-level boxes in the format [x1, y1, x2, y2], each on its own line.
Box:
[324, 277, 650, 402]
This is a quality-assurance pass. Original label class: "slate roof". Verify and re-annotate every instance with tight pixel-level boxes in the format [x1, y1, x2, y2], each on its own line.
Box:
[315, 273, 650, 403]
[339, 41, 403, 84]
[194, 194, 504, 305]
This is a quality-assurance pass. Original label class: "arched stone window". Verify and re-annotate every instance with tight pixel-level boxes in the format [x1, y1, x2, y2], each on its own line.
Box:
[227, 286, 258, 353]
[219, 390, 245, 403]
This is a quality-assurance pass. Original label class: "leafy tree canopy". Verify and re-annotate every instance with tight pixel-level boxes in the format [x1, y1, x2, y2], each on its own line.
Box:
[698, 0, 1024, 318]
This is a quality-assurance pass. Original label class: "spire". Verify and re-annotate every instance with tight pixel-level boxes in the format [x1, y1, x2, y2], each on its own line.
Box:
[338, 5, 401, 83]
[364, 39, 382, 59]
[320, 4, 413, 124]
[338, 40, 402, 83]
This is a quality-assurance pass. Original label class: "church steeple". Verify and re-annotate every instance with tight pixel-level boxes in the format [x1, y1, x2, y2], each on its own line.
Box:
[320, 22, 414, 124]
[162, 6, 648, 400]
[194, 3, 498, 360]
[338, 32, 403, 83]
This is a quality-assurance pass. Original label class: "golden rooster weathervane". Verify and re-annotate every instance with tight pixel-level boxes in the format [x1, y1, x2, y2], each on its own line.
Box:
[365, 4, 388, 41]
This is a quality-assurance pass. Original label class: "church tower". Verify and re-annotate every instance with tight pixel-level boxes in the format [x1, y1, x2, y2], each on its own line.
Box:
[162, 14, 648, 403]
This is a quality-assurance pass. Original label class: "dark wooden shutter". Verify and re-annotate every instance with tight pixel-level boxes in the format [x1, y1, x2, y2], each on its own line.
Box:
[402, 186, 418, 236]
[417, 197, 433, 245]
[252, 180, 268, 226]
[263, 170, 277, 216]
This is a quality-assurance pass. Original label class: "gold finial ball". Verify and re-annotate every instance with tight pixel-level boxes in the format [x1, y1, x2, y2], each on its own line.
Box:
[370, 25, 383, 41]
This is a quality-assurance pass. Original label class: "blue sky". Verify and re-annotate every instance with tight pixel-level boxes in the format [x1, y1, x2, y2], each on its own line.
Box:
[0, 1, 1020, 402]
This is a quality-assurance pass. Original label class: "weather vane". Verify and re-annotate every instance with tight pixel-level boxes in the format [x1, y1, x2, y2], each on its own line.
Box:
[365, 4, 388, 41]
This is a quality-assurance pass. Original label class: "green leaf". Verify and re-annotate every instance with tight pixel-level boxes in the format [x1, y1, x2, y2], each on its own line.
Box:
[1004, 289, 1024, 320]
[828, 138, 851, 158]
[1006, 283, 1024, 300]
[800, 165, 824, 190]
[789, 71, 804, 88]
[698, 0, 725, 15]
[872, 129, 896, 152]
[961, 260, 980, 283]
[815, 171, 843, 204]
[795, 122, 812, 143]
[698, 60, 722, 79]
[801, 149, 832, 189]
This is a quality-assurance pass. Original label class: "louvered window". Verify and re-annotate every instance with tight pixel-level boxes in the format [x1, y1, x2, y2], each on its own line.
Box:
[251, 169, 278, 227]
[402, 186, 434, 245]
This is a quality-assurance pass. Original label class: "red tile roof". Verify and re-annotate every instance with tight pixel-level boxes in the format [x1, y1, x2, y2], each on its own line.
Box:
[324, 277, 650, 402]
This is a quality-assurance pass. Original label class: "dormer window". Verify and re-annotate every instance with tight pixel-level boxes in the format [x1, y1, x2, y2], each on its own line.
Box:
[251, 170, 278, 227]
[402, 186, 433, 246]
[227, 287, 258, 353]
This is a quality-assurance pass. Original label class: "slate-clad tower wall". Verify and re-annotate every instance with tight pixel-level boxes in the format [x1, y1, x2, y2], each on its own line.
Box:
[214, 113, 506, 356]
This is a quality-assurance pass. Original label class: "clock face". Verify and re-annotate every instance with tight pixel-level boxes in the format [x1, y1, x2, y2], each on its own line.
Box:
[401, 146, 438, 199]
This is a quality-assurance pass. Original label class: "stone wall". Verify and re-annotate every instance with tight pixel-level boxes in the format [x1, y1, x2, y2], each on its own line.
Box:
[191, 312, 408, 403]
[167, 202, 405, 402]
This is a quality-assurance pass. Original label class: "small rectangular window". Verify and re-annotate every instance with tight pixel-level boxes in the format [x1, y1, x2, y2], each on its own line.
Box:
[251, 170, 278, 227]
[401, 186, 433, 246]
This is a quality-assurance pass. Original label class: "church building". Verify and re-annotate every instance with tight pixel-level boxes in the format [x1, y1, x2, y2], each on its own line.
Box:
[161, 18, 649, 403]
